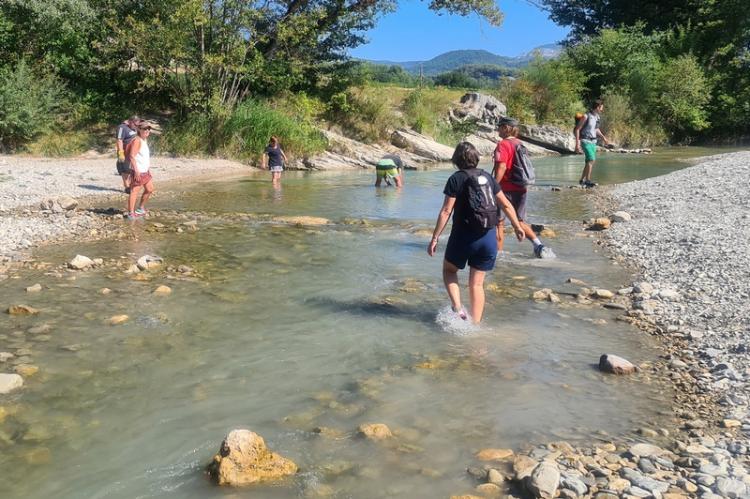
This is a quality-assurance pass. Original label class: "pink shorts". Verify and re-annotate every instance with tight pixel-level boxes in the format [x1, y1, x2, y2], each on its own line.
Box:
[130, 171, 153, 187]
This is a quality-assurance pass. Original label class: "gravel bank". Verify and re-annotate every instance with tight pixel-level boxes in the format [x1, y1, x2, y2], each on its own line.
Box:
[0, 155, 249, 258]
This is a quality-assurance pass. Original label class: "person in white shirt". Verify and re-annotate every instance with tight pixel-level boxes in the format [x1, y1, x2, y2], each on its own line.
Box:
[125, 123, 156, 219]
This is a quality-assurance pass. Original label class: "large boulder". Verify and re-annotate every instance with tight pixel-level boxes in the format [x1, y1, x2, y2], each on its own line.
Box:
[519, 124, 576, 154]
[463, 134, 559, 158]
[391, 129, 455, 162]
[451, 93, 507, 126]
[207, 429, 298, 486]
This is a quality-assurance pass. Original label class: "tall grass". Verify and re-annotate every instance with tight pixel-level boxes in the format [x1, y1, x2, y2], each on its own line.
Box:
[162, 99, 327, 161]
[402, 87, 467, 145]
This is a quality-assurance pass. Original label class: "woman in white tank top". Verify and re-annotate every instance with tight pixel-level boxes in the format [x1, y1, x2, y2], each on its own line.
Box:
[125, 123, 156, 219]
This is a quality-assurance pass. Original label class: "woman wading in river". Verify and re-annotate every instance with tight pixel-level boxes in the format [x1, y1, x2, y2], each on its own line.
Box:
[428, 142, 525, 323]
[262, 136, 288, 187]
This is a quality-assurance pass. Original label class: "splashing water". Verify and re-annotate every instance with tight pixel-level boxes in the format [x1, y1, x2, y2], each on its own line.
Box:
[435, 305, 480, 335]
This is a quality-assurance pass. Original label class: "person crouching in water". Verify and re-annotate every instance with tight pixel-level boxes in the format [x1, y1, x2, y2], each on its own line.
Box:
[262, 136, 287, 187]
[125, 123, 155, 219]
[428, 142, 525, 323]
[375, 154, 404, 187]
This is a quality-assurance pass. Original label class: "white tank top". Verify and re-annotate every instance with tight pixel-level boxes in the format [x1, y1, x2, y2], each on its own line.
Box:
[134, 138, 150, 173]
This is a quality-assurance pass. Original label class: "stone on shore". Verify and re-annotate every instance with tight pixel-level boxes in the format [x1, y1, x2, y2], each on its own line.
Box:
[390, 129, 455, 162]
[598, 354, 637, 374]
[137, 255, 163, 271]
[57, 196, 78, 210]
[7, 305, 39, 316]
[476, 448, 514, 461]
[450, 92, 507, 125]
[68, 254, 94, 270]
[588, 218, 612, 231]
[207, 429, 298, 486]
[358, 423, 393, 440]
[0, 373, 24, 394]
[593, 289, 614, 299]
[526, 462, 560, 498]
[629, 443, 667, 458]
[609, 211, 632, 222]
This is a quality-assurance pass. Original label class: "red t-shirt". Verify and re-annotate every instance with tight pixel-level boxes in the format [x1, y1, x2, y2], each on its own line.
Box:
[493, 138, 526, 193]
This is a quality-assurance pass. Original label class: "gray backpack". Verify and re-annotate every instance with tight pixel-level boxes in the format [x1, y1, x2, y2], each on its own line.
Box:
[509, 140, 536, 187]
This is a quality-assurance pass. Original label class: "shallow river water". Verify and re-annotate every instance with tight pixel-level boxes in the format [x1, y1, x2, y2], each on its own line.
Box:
[0, 148, 718, 498]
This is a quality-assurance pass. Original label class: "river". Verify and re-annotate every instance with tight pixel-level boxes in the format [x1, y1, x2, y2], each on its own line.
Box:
[0, 147, 723, 498]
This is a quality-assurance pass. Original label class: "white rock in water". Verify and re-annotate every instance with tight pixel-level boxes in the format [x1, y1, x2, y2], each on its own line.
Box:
[594, 289, 614, 299]
[68, 254, 94, 270]
[0, 373, 24, 394]
[137, 255, 163, 271]
[609, 211, 632, 222]
[629, 443, 667, 458]
[526, 462, 560, 498]
[599, 354, 637, 374]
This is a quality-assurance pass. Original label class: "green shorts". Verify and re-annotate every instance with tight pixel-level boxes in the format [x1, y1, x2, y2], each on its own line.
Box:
[582, 141, 597, 161]
[376, 168, 399, 179]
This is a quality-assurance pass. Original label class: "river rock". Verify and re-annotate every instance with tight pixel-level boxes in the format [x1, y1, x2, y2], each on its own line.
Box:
[476, 448, 514, 461]
[275, 216, 330, 226]
[0, 352, 14, 362]
[57, 196, 78, 210]
[137, 255, 163, 271]
[0, 373, 24, 394]
[518, 124, 576, 154]
[588, 218, 612, 231]
[8, 304, 39, 316]
[475, 483, 502, 497]
[390, 129, 454, 162]
[106, 315, 129, 325]
[609, 211, 632, 223]
[68, 254, 94, 270]
[599, 354, 637, 374]
[633, 282, 654, 294]
[26, 283, 42, 293]
[514, 455, 538, 480]
[14, 364, 38, 377]
[358, 423, 392, 440]
[715, 478, 748, 498]
[487, 468, 505, 485]
[629, 443, 667, 458]
[153, 285, 172, 296]
[526, 462, 560, 498]
[594, 289, 614, 299]
[620, 467, 670, 494]
[207, 429, 298, 486]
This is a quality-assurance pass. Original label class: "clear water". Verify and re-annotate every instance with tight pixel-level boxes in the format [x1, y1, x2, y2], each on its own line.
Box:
[0, 148, 710, 498]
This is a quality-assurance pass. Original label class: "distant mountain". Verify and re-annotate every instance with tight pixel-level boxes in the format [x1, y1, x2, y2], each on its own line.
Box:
[366, 44, 562, 75]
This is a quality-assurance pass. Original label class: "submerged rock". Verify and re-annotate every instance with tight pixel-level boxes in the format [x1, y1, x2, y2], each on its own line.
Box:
[25, 283, 42, 293]
[137, 255, 163, 271]
[274, 216, 330, 227]
[476, 448, 514, 461]
[358, 423, 393, 440]
[599, 354, 637, 375]
[0, 373, 24, 394]
[106, 315, 129, 325]
[207, 429, 297, 486]
[153, 285, 172, 296]
[7, 305, 39, 316]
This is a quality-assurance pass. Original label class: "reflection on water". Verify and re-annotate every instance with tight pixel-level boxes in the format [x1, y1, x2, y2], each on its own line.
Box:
[0, 149, 708, 498]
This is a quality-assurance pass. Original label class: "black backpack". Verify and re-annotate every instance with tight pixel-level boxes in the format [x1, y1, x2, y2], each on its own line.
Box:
[508, 140, 535, 187]
[461, 169, 499, 232]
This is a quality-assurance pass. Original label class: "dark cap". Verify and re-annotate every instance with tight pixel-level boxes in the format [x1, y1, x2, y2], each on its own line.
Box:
[498, 117, 519, 128]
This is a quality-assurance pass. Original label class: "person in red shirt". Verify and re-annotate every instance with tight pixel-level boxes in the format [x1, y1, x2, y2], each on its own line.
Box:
[493, 117, 555, 259]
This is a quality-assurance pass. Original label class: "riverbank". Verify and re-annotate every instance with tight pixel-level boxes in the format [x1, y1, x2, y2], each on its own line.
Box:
[0, 155, 252, 260]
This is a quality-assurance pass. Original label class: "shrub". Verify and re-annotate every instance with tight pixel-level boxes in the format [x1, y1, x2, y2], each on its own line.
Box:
[0, 60, 68, 151]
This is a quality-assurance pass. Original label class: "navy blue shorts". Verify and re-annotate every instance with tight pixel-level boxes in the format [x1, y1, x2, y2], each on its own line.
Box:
[445, 227, 498, 271]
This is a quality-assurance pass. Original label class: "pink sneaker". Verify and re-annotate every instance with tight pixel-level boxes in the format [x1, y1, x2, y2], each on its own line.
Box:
[453, 307, 468, 320]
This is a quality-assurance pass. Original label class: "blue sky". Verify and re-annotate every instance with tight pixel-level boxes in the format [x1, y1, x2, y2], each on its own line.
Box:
[350, 0, 569, 61]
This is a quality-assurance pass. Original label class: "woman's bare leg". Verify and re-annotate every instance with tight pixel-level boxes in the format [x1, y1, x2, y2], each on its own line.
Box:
[468, 267, 487, 323]
[442, 259, 462, 313]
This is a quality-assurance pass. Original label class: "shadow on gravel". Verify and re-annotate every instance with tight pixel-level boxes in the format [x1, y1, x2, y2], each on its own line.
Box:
[78, 184, 123, 193]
